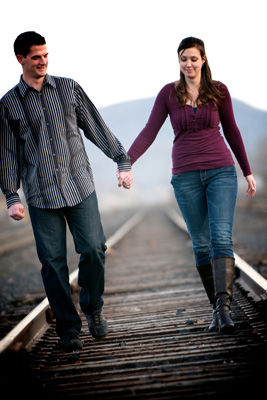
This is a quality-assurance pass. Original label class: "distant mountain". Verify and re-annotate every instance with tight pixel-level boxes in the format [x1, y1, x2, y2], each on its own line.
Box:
[230, 100, 267, 152]
[83, 97, 267, 210]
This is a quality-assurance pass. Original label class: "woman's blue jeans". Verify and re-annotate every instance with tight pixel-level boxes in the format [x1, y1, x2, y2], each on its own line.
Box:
[28, 191, 106, 337]
[171, 166, 237, 267]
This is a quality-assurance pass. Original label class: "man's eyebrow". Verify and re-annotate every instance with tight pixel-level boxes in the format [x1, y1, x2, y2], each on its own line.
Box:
[31, 53, 49, 59]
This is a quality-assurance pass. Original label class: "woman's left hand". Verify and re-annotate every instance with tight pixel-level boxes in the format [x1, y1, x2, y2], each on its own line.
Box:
[245, 174, 256, 198]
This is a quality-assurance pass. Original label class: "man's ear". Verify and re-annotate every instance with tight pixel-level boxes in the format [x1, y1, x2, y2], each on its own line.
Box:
[16, 55, 24, 65]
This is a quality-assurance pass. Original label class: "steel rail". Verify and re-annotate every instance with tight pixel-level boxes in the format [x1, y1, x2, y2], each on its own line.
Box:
[1, 205, 266, 399]
[0, 207, 147, 355]
[1, 204, 266, 356]
[165, 205, 267, 303]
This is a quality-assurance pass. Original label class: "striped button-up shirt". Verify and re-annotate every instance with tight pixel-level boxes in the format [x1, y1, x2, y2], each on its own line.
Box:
[0, 75, 131, 209]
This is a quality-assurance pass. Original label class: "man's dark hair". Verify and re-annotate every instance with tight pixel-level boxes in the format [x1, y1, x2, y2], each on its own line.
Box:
[14, 31, 46, 57]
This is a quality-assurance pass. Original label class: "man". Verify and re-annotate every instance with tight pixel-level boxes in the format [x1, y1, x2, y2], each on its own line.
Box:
[0, 31, 133, 351]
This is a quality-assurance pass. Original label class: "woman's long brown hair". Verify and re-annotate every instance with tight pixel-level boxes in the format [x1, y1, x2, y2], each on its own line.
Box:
[175, 37, 225, 108]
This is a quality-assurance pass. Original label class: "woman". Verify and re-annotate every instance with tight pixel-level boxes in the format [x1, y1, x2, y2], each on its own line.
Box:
[127, 37, 256, 333]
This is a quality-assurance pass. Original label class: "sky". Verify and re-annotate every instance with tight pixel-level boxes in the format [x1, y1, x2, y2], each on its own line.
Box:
[0, 0, 266, 112]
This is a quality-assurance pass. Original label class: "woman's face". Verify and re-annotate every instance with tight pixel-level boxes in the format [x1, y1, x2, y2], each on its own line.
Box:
[179, 47, 206, 81]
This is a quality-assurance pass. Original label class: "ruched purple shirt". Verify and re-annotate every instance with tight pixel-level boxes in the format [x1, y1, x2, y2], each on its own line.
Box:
[128, 82, 252, 176]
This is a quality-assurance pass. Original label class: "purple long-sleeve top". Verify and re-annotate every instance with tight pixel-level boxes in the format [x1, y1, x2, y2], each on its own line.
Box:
[128, 82, 252, 176]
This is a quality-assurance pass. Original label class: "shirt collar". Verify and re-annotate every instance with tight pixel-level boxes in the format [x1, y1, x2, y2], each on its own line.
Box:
[17, 74, 57, 97]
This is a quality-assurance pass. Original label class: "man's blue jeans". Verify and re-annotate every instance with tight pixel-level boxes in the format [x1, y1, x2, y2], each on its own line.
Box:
[28, 191, 106, 337]
[171, 166, 237, 266]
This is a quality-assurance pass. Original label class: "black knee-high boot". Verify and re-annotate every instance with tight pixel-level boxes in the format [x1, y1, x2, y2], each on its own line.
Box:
[196, 264, 218, 332]
[212, 257, 235, 332]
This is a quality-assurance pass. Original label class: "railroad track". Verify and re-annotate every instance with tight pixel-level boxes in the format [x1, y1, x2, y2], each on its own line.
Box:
[0, 205, 267, 399]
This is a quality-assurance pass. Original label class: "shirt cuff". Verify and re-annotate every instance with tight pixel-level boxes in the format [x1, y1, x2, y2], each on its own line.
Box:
[117, 159, 132, 172]
[115, 153, 132, 172]
[6, 193, 22, 208]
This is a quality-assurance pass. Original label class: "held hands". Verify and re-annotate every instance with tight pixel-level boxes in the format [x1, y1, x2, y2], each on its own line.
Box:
[117, 170, 133, 189]
[8, 203, 26, 221]
[245, 174, 256, 198]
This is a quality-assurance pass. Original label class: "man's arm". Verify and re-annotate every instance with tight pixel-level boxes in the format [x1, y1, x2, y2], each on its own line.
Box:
[74, 82, 132, 172]
[0, 103, 22, 211]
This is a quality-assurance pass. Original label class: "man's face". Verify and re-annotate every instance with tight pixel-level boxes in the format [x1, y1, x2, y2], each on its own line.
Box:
[17, 44, 48, 80]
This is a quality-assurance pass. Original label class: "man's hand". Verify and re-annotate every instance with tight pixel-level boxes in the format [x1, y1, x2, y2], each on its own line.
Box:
[117, 171, 133, 189]
[8, 203, 25, 221]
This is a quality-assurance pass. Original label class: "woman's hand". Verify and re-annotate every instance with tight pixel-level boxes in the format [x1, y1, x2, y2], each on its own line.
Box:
[245, 174, 256, 198]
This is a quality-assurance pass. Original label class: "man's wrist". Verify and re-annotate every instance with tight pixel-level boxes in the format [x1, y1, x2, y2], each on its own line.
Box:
[6, 193, 22, 209]
[114, 153, 131, 172]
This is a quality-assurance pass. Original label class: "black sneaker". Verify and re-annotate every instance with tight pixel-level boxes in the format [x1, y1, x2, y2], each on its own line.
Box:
[86, 312, 108, 339]
[59, 332, 83, 351]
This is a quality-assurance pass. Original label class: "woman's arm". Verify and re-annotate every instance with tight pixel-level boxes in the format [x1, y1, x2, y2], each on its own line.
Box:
[218, 84, 252, 177]
[128, 85, 170, 165]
